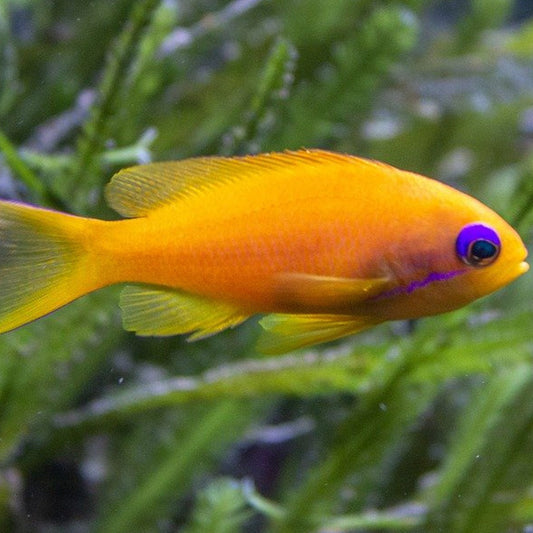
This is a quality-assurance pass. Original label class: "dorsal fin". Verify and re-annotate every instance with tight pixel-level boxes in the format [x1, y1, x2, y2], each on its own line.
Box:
[104, 149, 384, 218]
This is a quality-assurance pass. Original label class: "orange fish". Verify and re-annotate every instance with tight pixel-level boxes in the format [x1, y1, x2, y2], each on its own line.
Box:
[0, 150, 528, 353]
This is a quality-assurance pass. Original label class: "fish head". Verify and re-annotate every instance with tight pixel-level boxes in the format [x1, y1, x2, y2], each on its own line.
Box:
[452, 218, 528, 300]
[373, 188, 528, 319]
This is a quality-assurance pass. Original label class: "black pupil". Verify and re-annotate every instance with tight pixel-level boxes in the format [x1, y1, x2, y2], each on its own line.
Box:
[471, 239, 497, 260]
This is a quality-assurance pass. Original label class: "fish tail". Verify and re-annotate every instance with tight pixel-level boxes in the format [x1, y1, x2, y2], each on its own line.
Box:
[0, 200, 103, 334]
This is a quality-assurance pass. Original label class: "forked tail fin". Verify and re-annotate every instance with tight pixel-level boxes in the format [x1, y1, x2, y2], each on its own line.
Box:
[0, 200, 100, 334]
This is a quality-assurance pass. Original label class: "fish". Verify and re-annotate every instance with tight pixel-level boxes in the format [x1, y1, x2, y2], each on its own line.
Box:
[0, 149, 528, 353]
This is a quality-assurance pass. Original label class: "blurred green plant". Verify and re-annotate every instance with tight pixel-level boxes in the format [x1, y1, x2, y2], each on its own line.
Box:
[183, 477, 252, 533]
[0, 0, 532, 531]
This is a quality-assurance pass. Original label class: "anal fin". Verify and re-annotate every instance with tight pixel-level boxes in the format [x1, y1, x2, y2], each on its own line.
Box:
[120, 285, 249, 340]
[257, 313, 380, 354]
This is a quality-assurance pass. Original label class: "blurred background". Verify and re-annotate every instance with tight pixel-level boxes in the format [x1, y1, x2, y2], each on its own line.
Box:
[1, 0, 533, 531]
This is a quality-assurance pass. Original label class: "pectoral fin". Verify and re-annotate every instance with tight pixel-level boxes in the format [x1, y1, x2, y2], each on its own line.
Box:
[257, 313, 380, 354]
[120, 285, 249, 340]
[274, 273, 392, 312]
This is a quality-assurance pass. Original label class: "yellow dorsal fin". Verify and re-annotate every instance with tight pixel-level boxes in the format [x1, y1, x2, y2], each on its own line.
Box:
[104, 149, 387, 218]
[120, 284, 249, 340]
[257, 313, 380, 354]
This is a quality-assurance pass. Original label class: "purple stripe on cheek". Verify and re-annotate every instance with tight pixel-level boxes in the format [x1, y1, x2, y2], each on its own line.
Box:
[371, 269, 467, 301]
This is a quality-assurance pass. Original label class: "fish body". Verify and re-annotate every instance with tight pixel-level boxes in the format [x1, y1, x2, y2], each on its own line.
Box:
[0, 150, 528, 352]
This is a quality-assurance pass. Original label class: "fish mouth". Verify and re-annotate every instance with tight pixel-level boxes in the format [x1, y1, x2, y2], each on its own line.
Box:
[516, 243, 529, 275]
[498, 249, 528, 285]
[519, 245, 529, 274]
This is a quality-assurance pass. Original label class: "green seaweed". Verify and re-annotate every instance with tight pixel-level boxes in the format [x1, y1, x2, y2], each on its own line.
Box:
[72, 0, 161, 212]
[183, 477, 252, 533]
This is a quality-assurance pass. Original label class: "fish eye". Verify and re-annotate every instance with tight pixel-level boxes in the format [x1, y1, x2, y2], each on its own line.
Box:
[456, 223, 501, 267]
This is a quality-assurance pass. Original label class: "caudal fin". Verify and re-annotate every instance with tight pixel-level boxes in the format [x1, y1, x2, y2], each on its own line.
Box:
[0, 201, 98, 333]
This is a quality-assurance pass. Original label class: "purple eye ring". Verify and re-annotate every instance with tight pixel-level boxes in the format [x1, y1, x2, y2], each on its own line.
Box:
[456, 223, 501, 267]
